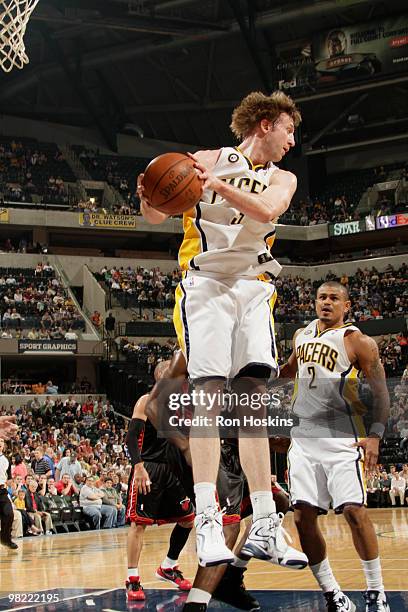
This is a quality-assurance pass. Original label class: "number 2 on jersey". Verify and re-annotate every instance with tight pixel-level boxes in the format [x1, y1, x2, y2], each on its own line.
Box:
[308, 365, 317, 389]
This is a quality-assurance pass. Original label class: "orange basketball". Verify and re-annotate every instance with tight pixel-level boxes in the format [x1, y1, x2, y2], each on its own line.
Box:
[142, 152, 203, 215]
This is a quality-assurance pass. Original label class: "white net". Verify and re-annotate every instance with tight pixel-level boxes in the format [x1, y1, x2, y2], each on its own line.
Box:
[0, 0, 39, 73]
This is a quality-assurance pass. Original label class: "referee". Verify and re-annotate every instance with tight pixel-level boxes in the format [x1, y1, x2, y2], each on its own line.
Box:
[0, 437, 18, 549]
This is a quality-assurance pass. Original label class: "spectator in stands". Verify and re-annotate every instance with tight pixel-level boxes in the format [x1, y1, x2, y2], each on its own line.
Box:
[91, 310, 103, 330]
[379, 472, 391, 507]
[55, 450, 82, 482]
[79, 475, 117, 529]
[102, 477, 125, 527]
[13, 490, 42, 536]
[25, 480, 53, 534]
[105, 312, 116, 337]
[389, 472, 406, 506]
[56, 474, 79, 497]
[65, 328, 78, 340]
[11, 454, 28, 481]
[32, 448, 52, 477]
[43, 447, 56, 477]
[45, 380, 59, 395]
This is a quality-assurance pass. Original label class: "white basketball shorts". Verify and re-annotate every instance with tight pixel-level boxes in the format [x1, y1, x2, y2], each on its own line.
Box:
[288, 435, 366, 514]
[173, 271, 279, 379]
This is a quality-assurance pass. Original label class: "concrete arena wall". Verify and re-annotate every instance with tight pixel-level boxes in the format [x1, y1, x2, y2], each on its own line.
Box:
[0, 114, 196, 157]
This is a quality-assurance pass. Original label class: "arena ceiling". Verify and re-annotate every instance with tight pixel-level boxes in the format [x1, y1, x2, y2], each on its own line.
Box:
[1, 0, 408, 152]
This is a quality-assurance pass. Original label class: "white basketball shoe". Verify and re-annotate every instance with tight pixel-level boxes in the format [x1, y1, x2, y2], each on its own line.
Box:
[240, 512, 308, 569]
[195, 506, 234, 567]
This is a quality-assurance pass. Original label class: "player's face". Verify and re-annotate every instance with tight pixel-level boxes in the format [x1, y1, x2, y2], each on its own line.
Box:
[263, 113, 295, 162]
[315, 287, 350, 325]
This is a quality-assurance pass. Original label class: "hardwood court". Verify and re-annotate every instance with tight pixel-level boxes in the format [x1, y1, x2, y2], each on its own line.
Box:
[0, 508, 407, 595]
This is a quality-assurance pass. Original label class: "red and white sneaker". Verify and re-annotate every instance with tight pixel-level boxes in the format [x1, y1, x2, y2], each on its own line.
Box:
[155, 566, 192, 591]
[125, 576, 146, 601]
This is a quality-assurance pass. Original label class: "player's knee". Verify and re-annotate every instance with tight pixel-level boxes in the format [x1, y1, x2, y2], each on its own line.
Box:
[275, 491, 290, 515]
[342, 504, 366, 528]
[130, 522, 146, 534]
[294, 505, 318, 533]
[178, 519, 193, 529]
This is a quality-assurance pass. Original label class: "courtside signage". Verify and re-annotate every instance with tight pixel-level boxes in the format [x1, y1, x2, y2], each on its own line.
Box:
[18, 339, 78, 353]
[375, 212, 408, 229]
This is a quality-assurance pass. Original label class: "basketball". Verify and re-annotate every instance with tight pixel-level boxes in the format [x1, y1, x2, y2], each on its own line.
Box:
[142, 152, 203, 215]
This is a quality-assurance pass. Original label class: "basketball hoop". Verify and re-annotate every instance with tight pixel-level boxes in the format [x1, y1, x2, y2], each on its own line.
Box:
[0, 0, 39, 73]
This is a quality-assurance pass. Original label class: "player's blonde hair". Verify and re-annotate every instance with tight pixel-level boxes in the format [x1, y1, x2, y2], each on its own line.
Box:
[230, 91, 301, 141]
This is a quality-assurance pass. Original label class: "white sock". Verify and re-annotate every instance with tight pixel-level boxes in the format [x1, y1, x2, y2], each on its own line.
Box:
[186, 587, 211, 605]
[127, 567, 139, 579]
[233, 554, 249, 568]
[250, 490, 276, 521]
[361, 557, 384, 593]
[310, 558, 340, 593]
[194, 482, 217, 514]
[161, 556, 177, 569]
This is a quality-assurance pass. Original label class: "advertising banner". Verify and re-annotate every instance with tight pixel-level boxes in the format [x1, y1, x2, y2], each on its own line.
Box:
[329, 220, 366, 236]
[314, 16, 408, 85]
[79, 213, 137, 229]
[375, 212, 408, 229]
[18, 340, 78, 353]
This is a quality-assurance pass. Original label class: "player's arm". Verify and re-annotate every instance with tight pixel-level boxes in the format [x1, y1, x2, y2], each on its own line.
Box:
[348, 332, 390, 473]
[145, 351, 191, 462]
[269, 329, 302, 452]
[192, 154, 297, 222]
[273, 328, 302, 383]
[125, 395, 151, 494]
[137, 173, 169, 224]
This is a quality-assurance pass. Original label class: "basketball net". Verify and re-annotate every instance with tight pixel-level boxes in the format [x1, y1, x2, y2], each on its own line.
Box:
[0, 0, 39, 73]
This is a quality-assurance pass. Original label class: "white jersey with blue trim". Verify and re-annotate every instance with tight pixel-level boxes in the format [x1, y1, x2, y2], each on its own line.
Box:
[178, 146, 282, 277]
[292, 319, 365, 437]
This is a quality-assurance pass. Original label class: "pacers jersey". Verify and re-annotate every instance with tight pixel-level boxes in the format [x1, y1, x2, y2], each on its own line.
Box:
[178, 147, 282, 277]
[292, 319, 366, 438]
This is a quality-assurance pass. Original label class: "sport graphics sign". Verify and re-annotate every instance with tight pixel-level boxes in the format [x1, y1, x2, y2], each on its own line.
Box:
[18, 339, 78, 353]
[314, 15, 408, 85]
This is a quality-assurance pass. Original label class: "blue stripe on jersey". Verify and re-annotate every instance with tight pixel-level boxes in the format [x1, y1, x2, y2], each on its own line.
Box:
[195, 204, 208, 252]
[267, 294, 276, 361]
[354, 451, 365, 504]
[180, 281, 190, 362]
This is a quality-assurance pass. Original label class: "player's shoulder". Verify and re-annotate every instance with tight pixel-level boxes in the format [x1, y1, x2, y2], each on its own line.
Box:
[193, 148, 221, 168]
[270, 168, 297, 183]
[345, 329, 378, 351]
[132, 393, 149, 419]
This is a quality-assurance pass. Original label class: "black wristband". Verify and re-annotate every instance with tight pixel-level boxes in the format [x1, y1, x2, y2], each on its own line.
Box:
[125, 418, 145, 465]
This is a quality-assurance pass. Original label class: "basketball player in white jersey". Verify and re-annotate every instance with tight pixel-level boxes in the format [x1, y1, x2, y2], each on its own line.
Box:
[280, 281, 390, 612]
[138, 91, 307, 604]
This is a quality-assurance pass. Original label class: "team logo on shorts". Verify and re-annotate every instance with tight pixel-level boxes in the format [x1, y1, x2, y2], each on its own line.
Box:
[228, 153, 239, 163]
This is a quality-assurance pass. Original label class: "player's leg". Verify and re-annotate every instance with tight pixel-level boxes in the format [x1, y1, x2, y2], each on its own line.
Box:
[328, 442, 389, 611]
[125, 461, 161, 601]
[232, 280, 307, 568]
[156, 520, 193, 591]
[154, 464, 195, 589]
[174, 273, 235, 566]
[126, 523, 146, 601]
[183, 523, 241, 612]
[342, 505, 389, 611]
[294, 504, 356, 611]
[184, 444, 259, 611]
